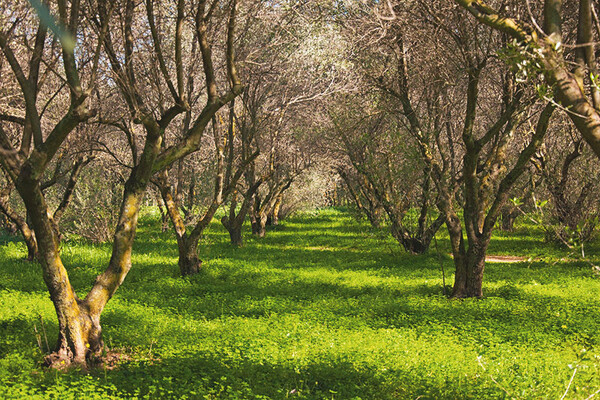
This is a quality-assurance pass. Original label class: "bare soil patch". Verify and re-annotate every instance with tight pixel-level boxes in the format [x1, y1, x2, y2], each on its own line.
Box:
[485, 255, 529, 263]
[449, 254, 530, 263]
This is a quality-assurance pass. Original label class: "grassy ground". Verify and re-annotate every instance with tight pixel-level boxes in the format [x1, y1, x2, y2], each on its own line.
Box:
[0, 208, 599, 399]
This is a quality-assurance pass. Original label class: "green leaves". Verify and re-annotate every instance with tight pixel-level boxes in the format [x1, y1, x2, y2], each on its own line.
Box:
[497, 39, 548, 95]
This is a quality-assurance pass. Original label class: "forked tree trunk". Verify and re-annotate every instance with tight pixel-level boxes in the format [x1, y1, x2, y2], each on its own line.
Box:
[221, 187, 259, 246]
[389, 213, 445, 255]
[16, 176, 105, 366]
[223, 218, 243, 246]
[251, 179, 292, 237]
[222, 208, 244, 246]
[158, 172, 205, 276]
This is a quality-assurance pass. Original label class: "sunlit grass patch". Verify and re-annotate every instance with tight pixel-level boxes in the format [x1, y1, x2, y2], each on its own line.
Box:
[0, 208, 599, 399]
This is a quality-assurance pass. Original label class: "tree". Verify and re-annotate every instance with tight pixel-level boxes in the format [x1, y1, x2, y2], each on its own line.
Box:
[531, 124, 600, 246]
[219, 0, 344, 244]
[157, 103, 257, 275]
[350, 1, 556, 297]
[329, 98, 444, 254]
[454, 0, 600, 162]
[0, 0, 242, 367]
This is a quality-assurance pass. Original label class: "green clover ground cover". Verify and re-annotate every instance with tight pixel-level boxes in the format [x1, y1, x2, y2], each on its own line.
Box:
[0, 208, 599, 399]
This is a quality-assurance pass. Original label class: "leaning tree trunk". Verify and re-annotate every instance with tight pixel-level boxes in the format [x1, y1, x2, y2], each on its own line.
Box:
[22, 226, 38, 262]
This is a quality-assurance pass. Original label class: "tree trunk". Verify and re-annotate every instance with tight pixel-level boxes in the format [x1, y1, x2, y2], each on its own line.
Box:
[158, 171, 204, 276]
[229, 221, 243, 246]
[221, 193, 243, 246]
[16, 174, 103, 366]
[270, 194, 282, 225]
[499, 206, 518, 231]
[451, 241, 488, 299]
[220, 196, 241, 246]
[177, 236, 201, 276]
[252, 213, 267, 237]
[0, 190, 38, 261]
[45, 306, 103, 368]
[23, 228, 38, 261]
[366, 206, 383, 228]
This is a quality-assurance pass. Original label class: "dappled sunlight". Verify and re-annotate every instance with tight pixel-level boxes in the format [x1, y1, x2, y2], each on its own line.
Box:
[1, 209, 600, 398]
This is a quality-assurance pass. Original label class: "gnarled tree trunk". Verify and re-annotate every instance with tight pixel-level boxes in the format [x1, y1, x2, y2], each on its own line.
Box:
[16, 171, 106, 365]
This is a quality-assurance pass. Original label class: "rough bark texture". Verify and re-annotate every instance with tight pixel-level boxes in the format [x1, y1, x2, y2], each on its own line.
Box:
[157, 171, 203, 276]
[16, 170, 103, 366]
[178, 236, 202, 276]
[451, 238, 489, 298]
[224, 221, 243, 246]
[0, 0, 242, 368]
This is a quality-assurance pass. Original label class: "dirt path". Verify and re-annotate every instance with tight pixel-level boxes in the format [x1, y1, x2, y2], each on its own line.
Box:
[484, 255, 529, 263]
[449, 254, 530, 263]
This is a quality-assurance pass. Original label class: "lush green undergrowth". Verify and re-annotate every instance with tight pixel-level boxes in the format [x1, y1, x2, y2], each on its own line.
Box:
[0, 208, 599, 399]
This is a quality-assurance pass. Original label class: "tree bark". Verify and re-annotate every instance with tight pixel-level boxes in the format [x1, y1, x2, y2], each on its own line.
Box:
[157, 171, 204, 276]
[177, 236, 201, 276]
[267, 193, 283, 226]
[454, 0, 600, 162]
[499, 206, 519, 231]
[225, 220, 243, 246]
[451, 239, 489, 299]
[221, 183, 261, 246]
[252, 212, 267, 237]
[16, 171, 103, 366]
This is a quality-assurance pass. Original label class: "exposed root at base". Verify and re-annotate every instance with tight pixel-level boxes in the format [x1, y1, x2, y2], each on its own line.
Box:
[43, 348, 133, 371]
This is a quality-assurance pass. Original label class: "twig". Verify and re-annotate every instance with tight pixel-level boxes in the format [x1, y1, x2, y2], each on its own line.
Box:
[33, 324, 42, 351]
[433, 231, 447, 296]
[560, 368, 577, 400]
[584, 388, 600, 400]
[39, 315, 50, 353]
[477, 356, 516, 399]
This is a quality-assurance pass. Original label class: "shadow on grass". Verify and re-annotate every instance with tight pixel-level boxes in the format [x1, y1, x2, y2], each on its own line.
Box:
[27, 347, 500, 400]
[2, 209, 600, 400]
